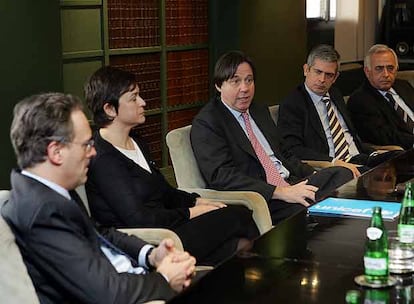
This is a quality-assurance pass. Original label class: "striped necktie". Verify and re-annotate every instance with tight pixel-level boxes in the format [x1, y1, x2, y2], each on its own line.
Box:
[322, 94, 352, 162]
[241, 112, 289, 187]
[386, 92, 414, 133]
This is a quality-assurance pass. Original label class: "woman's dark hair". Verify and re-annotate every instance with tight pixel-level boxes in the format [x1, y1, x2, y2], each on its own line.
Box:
[85, 66, 137, 128]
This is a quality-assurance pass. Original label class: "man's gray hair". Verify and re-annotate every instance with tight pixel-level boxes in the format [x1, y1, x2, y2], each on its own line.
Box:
[306, 44, 340, 70]
[364, 44, 399, 70]
[10, 93, 83, 169]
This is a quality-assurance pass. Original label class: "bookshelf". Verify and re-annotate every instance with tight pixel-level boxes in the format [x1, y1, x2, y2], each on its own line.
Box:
[60, 0, 209, 167]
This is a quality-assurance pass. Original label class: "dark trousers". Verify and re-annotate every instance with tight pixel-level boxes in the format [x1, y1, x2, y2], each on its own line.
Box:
[268, 166, 353, 224]
[173, 205, 259, 266]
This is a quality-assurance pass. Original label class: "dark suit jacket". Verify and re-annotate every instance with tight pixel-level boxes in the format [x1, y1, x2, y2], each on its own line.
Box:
[347, 79, 414, 150]
[277, 84, 373, 162]
[1, 170, 173, 304]
[191, 97, 314, 202]
[86, 131, 197, 229]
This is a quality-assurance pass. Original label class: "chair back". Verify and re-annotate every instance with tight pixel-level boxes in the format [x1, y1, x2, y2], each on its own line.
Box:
[75, 185, 91, 216]
[268, 104, 279, 126]
[166, 125, 206, 188]
[0, 190, 40, 303]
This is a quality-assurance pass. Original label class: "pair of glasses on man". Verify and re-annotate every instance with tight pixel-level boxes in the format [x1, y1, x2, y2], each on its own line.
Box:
[48, 136, 95, 152]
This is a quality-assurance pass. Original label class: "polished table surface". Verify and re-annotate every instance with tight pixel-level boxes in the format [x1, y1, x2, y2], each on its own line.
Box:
[168, 150, 414, 304]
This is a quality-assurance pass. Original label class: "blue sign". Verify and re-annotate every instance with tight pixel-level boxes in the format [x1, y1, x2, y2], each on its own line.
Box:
[309, 197, 400, 220]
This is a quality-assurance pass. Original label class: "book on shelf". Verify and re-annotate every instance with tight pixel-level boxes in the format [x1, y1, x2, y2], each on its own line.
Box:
[167, 49, 209, 106]
[110, 53, 161, 109]
[167, 108, 200, 131]
[108, 0, 159, 48]
[309, 197, 401, 220]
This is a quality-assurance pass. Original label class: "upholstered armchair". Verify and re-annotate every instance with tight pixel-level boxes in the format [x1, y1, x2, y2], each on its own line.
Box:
[166, 125, 273, 235]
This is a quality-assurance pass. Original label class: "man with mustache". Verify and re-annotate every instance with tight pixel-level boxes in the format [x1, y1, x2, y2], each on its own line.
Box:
[277, 44, 394, 178]
[347, 44, 414, 150]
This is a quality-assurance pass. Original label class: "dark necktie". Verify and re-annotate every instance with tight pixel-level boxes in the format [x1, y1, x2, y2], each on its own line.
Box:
[95, 231, 139, 267]
[322, 95, 352, 162]
[241, 112, 289, 187]
[386, 92, 414, 133]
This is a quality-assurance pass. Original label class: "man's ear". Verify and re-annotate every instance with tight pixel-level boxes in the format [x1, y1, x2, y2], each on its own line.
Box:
[103, 102, 116, 118]
[363, 66, 370, 78]
[215, 84, 221, 93]
[332, 71, 340, 84]
[303, 64, 309, 77]
[47, 141, 64, 165]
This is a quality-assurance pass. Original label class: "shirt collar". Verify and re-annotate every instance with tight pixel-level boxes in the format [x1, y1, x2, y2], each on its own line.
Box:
[378, 87, 396, 97]
[304, 83, 328, 104]
[220, 99, 249, 119]
[21, 170, 71, 200]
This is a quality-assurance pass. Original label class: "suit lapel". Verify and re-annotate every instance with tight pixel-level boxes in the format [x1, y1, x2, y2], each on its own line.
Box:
[394, 80, 414, 113]
[299, 85, 329, 145]
[366, 82, 411, 132]
[248, 102, 286, 162]
[216, 99, 259, 160]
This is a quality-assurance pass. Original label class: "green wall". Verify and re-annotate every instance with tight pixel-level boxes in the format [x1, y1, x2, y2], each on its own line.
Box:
[0, 1, 62, 188]
[210, 0, 306, 105]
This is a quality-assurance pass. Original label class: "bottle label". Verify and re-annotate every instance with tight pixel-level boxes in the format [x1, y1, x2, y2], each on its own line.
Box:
[402, 199, 414, 207]
[398, 224, 414, 243]
[366, 227, 383, 240]
[364, 257, 387, 275]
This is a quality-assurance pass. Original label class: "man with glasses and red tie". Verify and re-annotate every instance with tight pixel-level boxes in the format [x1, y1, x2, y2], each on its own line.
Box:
[348, 44, 414, 150]
[277, 45, 398, 179]
[191, 50, 353, 224]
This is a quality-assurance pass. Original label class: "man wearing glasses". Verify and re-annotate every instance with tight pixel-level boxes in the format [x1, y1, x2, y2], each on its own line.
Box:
[348, 44, 414, 150]
[277, 44, 393, 178]
[1, 93, 196, 303]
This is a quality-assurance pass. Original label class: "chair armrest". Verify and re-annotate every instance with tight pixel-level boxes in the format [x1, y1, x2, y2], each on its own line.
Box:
[118, 228, 184, 251]
[370, 145, 404, 151]
[118, 228, 213, 272]
[301, 160, 333, 169]
[180, 188, 272, 235]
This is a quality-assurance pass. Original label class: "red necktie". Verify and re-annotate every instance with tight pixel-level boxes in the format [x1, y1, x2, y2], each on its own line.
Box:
[242, 112, 289, 187]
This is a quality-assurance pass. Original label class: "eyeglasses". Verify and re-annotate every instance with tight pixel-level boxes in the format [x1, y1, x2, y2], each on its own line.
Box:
[373, 65, 397, 74]
[227, 76, 254, 88]
[48, 136, 95, 153]
[70, 139, 95, 152]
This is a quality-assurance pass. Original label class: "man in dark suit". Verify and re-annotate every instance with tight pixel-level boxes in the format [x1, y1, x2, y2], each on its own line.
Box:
[191, 51, 353, 224]
[1, 93, 195, 303]
[348, 44, 414, 150]
[277, 44, 394, 178]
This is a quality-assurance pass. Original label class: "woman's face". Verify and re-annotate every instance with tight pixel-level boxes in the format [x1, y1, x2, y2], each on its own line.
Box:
[116, 85, 146, 126]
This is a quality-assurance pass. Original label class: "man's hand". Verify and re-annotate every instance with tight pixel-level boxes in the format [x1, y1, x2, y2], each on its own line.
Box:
[156, 253, 196, 292]
[189, 198, 227, 219]
[148, 238, 176, 268]
[272, 180, 318, 207]
[333, 159, 361, 178]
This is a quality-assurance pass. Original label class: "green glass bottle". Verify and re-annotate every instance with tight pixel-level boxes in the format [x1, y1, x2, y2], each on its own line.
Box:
[398, 182, 414, 243]
[345, 290, 361, 304]
[364, 206, 389, 284]
[364, 289, 390, 304]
